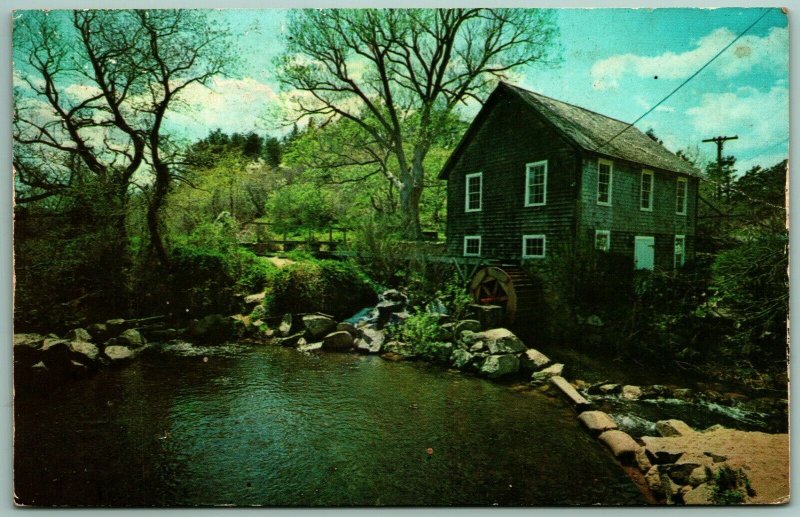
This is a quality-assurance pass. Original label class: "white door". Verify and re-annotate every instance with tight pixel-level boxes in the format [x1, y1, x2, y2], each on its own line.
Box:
[634, 236, 655, 270]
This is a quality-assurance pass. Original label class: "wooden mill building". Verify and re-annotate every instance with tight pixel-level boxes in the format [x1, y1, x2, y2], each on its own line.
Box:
[440, 82, 700, 272]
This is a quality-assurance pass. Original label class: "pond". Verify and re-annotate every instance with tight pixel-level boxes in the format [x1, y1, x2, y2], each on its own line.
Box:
[14, 342, 644, 506]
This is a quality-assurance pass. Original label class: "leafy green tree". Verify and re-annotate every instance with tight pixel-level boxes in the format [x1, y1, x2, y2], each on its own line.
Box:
[278, 8, 559, 236]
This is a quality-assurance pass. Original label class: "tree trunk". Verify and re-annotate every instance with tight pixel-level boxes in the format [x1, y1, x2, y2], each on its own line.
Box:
[147, 164, 171, 267]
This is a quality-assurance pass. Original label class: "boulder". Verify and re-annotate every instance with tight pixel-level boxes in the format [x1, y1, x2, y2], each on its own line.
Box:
[355, 328, 385, 354]
[87, 323, 109, 341]
[531, 363, 564, 384]
[598, 430, 639, 465]
[599, 383, 621, 395]
[577, 411, 618, 436]
[479, 354, 519, 379]
[297, 341, 323, 353]
[303, 314, 337, 340]
[279, 313, 294, 337]
[519, 348, 550, 371]
[439, 322, 455, 341]
[469, 341, 486, 353]
[454, 319, 481, 336]
[641, 385, 672, 400]
[644, 466, 664, 496]
[661, 462, 701, 485]
[117, 328, 146, 349]
[450, 349, 473, 369]
[322, 331, 354, 351]
[377, 300, 405, 327]
[683, 483, 713, 505]
[549, 375, 590, 410]
[13, 334, 45, 367]
[621, 385, 643, 400]
[276, 332, 305, 347]
[635, 447, 653, 473]
[336, 322, 358, 335]
[244, 291, 266, 308]
[382, 340, 415, 359]
[475, 328, 526, 354]
[660, 471, 683, 504]
[381, 289, 407, 304]
[14, 333, 45, 348]
[655, 419, 695, 438]
[105, 318, 127, 334]
[69, 341, 100, 364]
[672, 388, 695, 401]
[39, 339, 74, 370]
[186, 314, 235, 344]
[688, 466, 709, 487]
[66, 328, 92, 342]
[104, 345, 136, 362]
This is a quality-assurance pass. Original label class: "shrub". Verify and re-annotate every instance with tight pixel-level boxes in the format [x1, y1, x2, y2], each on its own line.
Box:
[260, 258, 377, 320]
[708, 465, 756, 504]
[399, 311, 450, 362]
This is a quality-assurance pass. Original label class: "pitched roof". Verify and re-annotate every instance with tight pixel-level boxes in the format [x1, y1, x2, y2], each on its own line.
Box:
[440, 82, 700, 178]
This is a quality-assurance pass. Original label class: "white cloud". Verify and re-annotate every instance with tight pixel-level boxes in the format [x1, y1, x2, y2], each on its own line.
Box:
[169, 76, 281, 136]
[591, 26, 787, 90]
[685, 85, 788, 153]
[634, 95, 675, 113]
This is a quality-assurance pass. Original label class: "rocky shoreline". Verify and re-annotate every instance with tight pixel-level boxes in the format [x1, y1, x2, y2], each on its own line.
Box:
[13, 290, 789, 506]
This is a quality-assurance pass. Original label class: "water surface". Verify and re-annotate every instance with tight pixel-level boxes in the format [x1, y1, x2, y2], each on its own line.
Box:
[15, 343, 643, 506]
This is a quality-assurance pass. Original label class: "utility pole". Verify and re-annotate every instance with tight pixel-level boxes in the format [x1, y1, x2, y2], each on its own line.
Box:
[702, 135, 738, 200]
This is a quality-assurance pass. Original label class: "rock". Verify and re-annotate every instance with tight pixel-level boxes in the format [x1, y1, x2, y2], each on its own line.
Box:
[672, 388, 695, 401]
[14, 333, 45, 349]
[577, 411, 618, 436]
[186, 314, 235, 344]
[641, 385, 672, 399]
[276, 332, 305, 347]
[550, 376, 590, 410]
[661, 462, 701, 485]
[476, 328, 526, 354]
[660, 471, 683, 504]
[599, 383, 621, 395]
[469, 341, 486, 353]
[336, 322, 358, 335]
[69, 341, 100, 364]
[105, 318, 127, 334]
[598, 430, 639, 465]
[66, 328, 92, 342]
[450, 349, 473, 369]
[635, 447, 653, 473]
[87, 323, 109, 341]
[104, 345, 135, 362]
[389, 311, 410, 326]
[244, 291, 266, 308]
[479, 354, 519, 379]
[297, 341, 323, 353]
[468, 304, 504, 330]
[683, 483, 713, 505]
[439, 322, 455, 341]
[655, 419, 695, 437]
[519, 348, 550, 371]
[381, 289, 407, 304]
[621, 385, 642, 400]
[531, 363, 564, 384]
[454, 319, 481, 336]
[642, 436, 685, 464]
[13, 334, 45, 366]
[470, 352, 488, 370]
[249, 304, 267, 322]
[645, 466, 664, 496]
[117, 328, 146, 349]
[278, 313, 295, 337]
[377, 300, 405, 327]
[689, 466, 709, 487]
[303, 314, 337, 339]
[321, 331, 354, 351]
[703, 451, 727, 463]
[355, 328, 384, 354]
[382, 340, 415, 358]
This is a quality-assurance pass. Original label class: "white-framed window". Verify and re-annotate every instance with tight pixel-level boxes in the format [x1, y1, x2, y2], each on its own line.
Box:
[463, 235, 481, 257]
[525, 160, 548, 206]
[674, 235, 686, 268]
[465, 172, 482, 212]
[522, 234, 546, 259]
[676, 177, 688, 215]
[640, 169, 654, 211]
[597, 158, 613, 206]
[595, 230, 610, 251]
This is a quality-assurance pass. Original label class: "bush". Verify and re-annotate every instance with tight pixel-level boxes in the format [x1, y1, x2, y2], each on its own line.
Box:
[260, 257, 377, 320]
[399, 311, 450, 362]
[708, 465, 756, 504]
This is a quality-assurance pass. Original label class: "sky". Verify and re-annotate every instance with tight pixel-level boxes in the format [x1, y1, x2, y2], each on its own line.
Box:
[14, 7, 789, 174]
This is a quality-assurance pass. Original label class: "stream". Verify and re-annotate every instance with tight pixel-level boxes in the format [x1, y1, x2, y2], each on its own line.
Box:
[14, 341, 644, 506]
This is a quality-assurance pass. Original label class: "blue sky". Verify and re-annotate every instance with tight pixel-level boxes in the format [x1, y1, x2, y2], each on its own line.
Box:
[15, 7, 789, 174]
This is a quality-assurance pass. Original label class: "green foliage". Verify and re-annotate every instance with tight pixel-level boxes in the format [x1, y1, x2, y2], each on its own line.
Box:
[708, 465, 755, 504]
[399, 311, 449, 362]
[264, 183, 337, 234]
[259, 257, 377, 320]
[435, 273, 472, 321]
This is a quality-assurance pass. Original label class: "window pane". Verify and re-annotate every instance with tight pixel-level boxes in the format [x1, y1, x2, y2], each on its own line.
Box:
[595, 232, 609, 251]
[527, 164, 546, 204]
[467, 175, 481, 210]
[524, 236, 544, 257]
[641, 173, 652, 209]
[598, 163, 610, 203]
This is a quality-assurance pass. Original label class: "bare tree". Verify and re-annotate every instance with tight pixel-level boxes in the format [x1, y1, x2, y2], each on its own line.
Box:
[278, 8, 559, 236]
[14, 10, 231, 266]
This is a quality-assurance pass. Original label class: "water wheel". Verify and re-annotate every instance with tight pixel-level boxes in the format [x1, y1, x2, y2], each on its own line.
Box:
[468, 266, 518, 323]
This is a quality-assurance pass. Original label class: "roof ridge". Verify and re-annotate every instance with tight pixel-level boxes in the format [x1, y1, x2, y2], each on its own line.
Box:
[501, 82, 634, 128]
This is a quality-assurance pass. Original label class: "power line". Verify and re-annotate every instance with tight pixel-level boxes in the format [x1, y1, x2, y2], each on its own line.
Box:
[598, 7, 775, 151]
